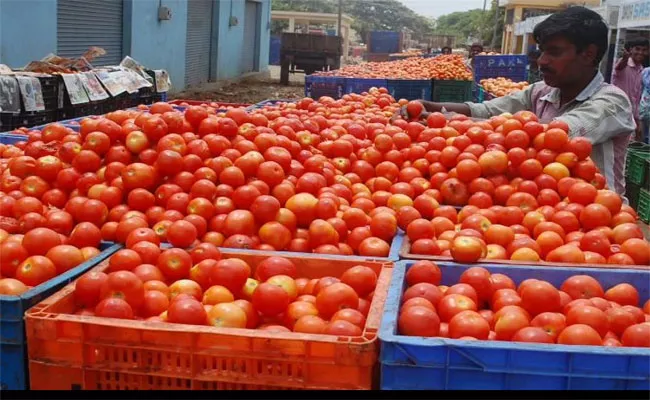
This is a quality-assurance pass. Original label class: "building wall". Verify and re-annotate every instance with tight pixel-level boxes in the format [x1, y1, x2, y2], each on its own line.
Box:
[126, 0, 188, 91]
[215, 0, 271, 81]
[0, 0, 270, 90]
[0, 0, 56, 67]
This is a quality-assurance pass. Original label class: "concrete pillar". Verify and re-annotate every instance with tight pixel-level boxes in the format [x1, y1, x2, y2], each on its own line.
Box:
[521, 34, 528, 55]
[288, 17, 295, 33]
[612, 28, 626, 82]
[343, 25, 350, 62]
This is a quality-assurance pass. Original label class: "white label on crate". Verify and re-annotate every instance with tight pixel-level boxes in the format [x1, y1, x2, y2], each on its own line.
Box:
[0, 75, 21, 113]
[78, 72, 109, 101]
[95, 70, 127, 97]
[154, 70, 171, 93]
[16, 76, 45, 112]
[61, 73, 90, 105]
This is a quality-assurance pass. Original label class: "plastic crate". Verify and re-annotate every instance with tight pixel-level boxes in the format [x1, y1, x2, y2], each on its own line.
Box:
[432, 80, 473, 103]
[167, 100, 252, 109]
[473, 55, 528, 82]
[398, 235, 649, 271]
[25, 250, 393, 390]
[0, 133, 29, 144]
[246, 99, 296, 111]
[626, 181, 642, 210]
[369, 31, 401, 54]
[638, 188, 650, 224]
[102, 230, 405, 264]
[625, 143, 650, 188]
[37, 76, 62, 111]
[379, 260, 650, 390]
[305, 75, 347, 99]
[0, 242, 120, 390]
[0, 111, 55, 132]
[345, 78, 388, 95]
[386, 79, 432, 101]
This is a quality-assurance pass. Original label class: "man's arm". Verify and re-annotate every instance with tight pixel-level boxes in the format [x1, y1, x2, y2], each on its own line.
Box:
[556, 88, 635, 145]
[614, 51, 630, 72]
[418, 84, 535, 120]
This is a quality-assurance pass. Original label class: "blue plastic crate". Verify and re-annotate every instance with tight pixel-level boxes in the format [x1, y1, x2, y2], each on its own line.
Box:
[0, 242, 120, 390]
[269, 35, 281, 66]
[380, 260, 650, 390]
[345, 78, 389, 95]
[0, 133, 28, 144]
[305, 75, 347, 99]
[246, 99, 296, 111]
[369, 31, 401, 54]
[387, 79, 432, 101]
[473, 55, 528, 82]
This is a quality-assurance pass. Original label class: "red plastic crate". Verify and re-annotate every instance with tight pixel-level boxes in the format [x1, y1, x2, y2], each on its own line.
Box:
[25, 249, 392, 390]
[399, 237, 650, 270]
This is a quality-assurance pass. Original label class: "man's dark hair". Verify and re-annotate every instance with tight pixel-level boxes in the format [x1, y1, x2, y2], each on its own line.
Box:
[528, 49, 541, 58]
[442, 46, 452, 52]
[625, 37, 650, 50]
[533, 6, 608, 66]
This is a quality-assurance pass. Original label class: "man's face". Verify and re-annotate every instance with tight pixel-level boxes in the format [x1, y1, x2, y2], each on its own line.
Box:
[471, 46, 482, 56]
[630, 45, 649, 64]
[537, 36, 593, 88]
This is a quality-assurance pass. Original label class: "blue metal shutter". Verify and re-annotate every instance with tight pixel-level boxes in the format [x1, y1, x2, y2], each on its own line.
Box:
[57, 0, 124, 66]
[242, 1, 260, 73]
[185, 0, 213, 87]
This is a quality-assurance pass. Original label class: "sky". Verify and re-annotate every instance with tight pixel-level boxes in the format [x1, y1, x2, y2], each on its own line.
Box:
[398, 0, 488, 19]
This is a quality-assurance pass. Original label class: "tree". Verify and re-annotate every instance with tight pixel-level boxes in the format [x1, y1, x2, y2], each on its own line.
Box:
[271, 0, 436, 42]
[432, 2, 503, 49]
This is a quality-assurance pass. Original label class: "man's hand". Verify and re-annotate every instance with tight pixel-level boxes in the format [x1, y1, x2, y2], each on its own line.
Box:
[635, 119, 643, 142]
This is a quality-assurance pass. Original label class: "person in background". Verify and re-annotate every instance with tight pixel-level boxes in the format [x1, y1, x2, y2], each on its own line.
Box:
[442, 46, 452, 55]
[613, 37, 649, 141]
[640, 66, 650, 143]
[401, 7, 636, 197]
[527, 49, 543, 83]
[465, 43, 484, 69]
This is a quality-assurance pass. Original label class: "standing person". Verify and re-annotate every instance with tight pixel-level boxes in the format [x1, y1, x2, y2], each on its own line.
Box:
[640, 67, 650, 143]
[400, 7, 636, 197]
[527, 49, 543, 83]
[465, 43, 484, 69]
[442, 46, 452, 55]
[612, 38, 649, 141]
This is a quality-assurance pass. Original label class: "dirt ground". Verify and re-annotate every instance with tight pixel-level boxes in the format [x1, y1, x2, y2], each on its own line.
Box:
[171, 66, 306, 105]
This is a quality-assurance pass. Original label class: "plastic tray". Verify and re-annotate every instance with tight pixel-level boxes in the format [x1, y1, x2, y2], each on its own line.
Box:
[0, 242, 120, 390]
[398, 236, 649, 271]
[25, 250, 394, 390]
[305, 75, 347, 100]
[379, 260, 650, 390]
[432, 80, 473, 103]
[386, 79, 432, 101]
[473, 55, 528, 83]
[345, 78, 389, 95]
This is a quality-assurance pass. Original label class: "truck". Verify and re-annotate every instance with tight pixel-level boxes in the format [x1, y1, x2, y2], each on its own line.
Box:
[279, 32, 342, 85]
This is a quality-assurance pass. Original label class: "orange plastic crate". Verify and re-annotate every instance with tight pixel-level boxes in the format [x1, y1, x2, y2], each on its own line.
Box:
[25, 250, 392, 390]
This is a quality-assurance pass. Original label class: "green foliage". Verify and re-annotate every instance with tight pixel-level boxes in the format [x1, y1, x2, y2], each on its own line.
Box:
[434, 1, 503, 48]
[271, 0, 435, 42]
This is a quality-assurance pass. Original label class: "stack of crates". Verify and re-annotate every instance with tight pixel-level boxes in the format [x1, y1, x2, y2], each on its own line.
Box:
[305, 75, 347, 99]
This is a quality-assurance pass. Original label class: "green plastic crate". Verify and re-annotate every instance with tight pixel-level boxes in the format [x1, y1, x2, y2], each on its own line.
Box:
[625, 143, 650, 187]
[637, 188, 650, 224]
[432, 80, 473, 103]
[626, 181, 641, 210]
